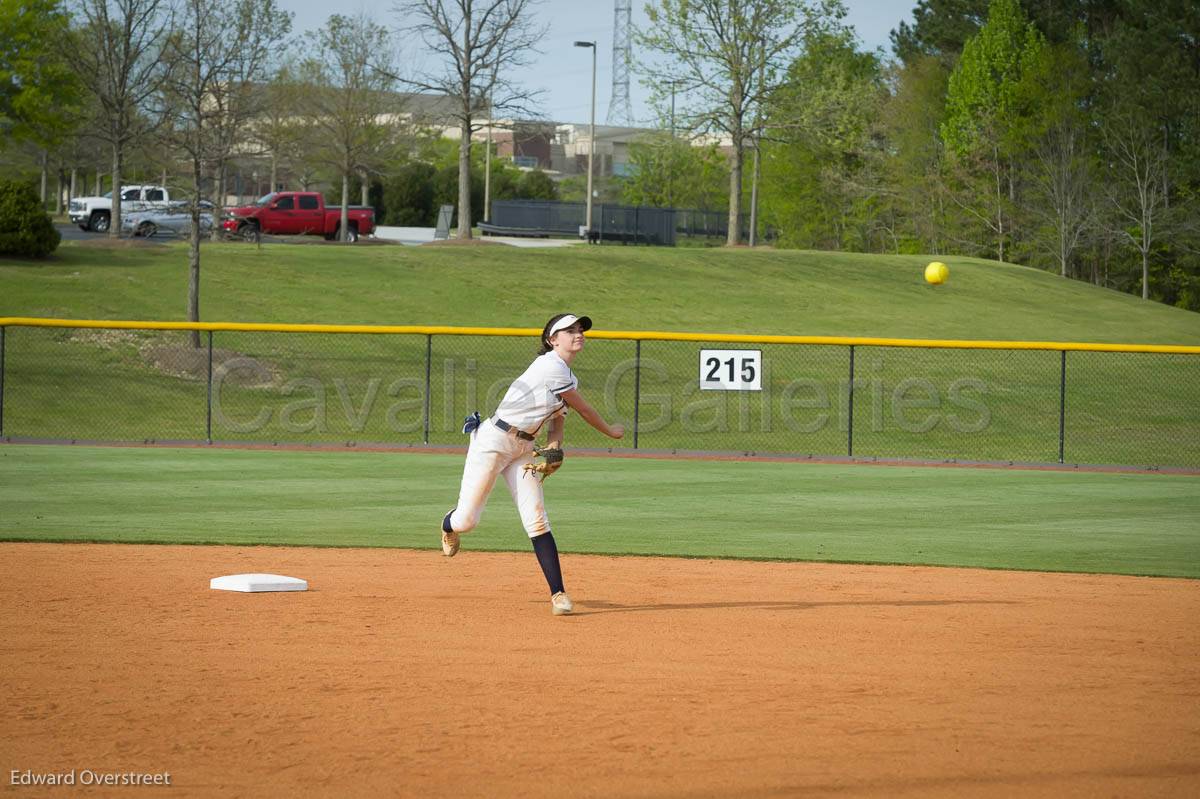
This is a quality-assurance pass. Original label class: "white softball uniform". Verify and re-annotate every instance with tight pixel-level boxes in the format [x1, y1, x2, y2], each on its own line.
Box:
[447, 351, 578, 538]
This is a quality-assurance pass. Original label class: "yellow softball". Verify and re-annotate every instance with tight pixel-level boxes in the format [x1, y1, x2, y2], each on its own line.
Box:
[925, 261, 949, 285]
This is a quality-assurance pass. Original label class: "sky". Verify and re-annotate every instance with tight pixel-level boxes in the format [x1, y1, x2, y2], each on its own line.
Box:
[279, 1, 915, 126]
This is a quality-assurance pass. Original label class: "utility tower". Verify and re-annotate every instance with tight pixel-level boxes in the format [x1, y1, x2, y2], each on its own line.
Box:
[607, 0, 633, 125]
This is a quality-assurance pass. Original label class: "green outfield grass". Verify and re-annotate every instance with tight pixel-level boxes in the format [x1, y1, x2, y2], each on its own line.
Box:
[2, 444, 1197, 578]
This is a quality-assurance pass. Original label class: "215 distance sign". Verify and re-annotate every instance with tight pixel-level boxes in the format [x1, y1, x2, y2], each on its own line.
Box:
[699, 349, 762, 391]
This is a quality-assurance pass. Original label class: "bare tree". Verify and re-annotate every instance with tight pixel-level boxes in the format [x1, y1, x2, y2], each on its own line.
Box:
[1025, 121, 1094, 278]
[1103, 114, 1171, 300]
[56, 108, 111, 203]
[163, 0, 224, 344]
[249, 61, 307, 194]
[163, 0, 291, 345]
[937, 127, 1014, 261]
[65, 0, 173, 237]
[302, 13, 402, 242]
[397, 0, 545, 239]
[205, 2, 291, 240]
[638, 0, 836, 245]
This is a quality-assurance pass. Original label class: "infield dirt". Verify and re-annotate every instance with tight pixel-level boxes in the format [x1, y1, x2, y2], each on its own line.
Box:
[2, 543, 1198, 797]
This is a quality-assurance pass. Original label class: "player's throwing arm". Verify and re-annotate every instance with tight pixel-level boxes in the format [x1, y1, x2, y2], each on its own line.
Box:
[437, 314, 624, 616]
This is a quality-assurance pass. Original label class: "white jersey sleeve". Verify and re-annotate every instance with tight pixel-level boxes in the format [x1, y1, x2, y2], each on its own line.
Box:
[493, 351, 578, 433]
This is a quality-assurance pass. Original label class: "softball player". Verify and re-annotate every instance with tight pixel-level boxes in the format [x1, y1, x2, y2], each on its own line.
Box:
[440, 313, 625, 615]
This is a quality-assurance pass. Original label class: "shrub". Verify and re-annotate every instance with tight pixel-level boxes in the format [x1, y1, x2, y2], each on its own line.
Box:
[433, 164, 484, 222]
[0, 180, 60, 257]
[382, 162, 437, 226]
[515, 169, 558, 201]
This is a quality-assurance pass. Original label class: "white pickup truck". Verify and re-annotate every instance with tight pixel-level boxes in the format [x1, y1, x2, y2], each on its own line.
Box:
[68, 185, 174, 232]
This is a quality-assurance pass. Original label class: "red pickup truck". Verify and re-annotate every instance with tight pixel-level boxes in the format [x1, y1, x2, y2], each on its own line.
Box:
[223, 191, 376, 242]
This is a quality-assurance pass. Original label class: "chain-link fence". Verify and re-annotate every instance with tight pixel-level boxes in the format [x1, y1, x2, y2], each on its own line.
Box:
[2, 320, 1198, 468]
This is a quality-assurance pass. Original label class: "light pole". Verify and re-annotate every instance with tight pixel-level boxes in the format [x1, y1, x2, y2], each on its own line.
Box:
[669, 81, 678, 138]
[667, 79, 683, 209]
[748, 57, 765, 247]
[483, 85, 493, 224]
[574, 40, 596, 238]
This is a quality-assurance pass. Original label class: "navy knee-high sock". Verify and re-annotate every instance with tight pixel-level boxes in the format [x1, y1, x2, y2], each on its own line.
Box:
[531, 532, 565, 595]
[442, 511, 454, 534]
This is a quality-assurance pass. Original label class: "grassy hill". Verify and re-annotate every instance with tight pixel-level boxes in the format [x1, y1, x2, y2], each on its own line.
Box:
[1, 240, 1198, 343]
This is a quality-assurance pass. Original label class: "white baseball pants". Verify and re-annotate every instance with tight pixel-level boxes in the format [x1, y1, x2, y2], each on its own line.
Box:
[447, 419, 550, 538]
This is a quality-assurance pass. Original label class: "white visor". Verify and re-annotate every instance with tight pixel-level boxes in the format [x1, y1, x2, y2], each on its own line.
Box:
[548, 314, 592, 336]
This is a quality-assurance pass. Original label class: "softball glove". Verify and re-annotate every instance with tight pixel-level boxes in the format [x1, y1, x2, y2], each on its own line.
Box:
[523, 445, 564, 482]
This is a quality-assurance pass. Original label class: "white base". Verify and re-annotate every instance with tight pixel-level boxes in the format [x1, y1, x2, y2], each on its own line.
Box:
[210, 573, 308, 593]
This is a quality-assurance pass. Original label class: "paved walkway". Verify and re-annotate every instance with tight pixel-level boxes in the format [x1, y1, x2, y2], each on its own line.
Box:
[373, 226, 582, 248]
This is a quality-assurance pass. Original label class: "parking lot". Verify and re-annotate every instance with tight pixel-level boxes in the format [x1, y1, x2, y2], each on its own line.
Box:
[54, 223, 577, 248]
[54, 222, 391, 246]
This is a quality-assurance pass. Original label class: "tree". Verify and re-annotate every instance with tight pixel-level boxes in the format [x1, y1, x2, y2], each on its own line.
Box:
[890, 0, 1094, 67]
[940, 0, 1047, 262]
[0, 0, 83, 200]
[760, 24, 885, 250]
[202, 0, 291, 241]
[883, 0, 1198, 305]
[1028, 118, 1094, 278]
[890, 0, 988, 68]
[301, 13, 402, 242]
[637, 0, 840, 245]
[1018, 44, 1094, 278]
[43, 102, 111, 208]
[1092, 1, 1200, 305]
[377, 135, 526, 225]
[248, 62, 306, 195]
[621, 133, 728, 211]
[1103, 114, 1172, 301]
[163, 0, 291, 345]
[881, 55, 952, 254]
[433, 162, 470, 218]
[64, 0, 173, 237]
[514, 169, 556, 201]
[383, 161, 437, 225]
[485, 152, 521, 205]
[398, 0, 546, 239]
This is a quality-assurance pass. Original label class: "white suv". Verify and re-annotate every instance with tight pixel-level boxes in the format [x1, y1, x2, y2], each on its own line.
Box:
[69, 185, 172, 232]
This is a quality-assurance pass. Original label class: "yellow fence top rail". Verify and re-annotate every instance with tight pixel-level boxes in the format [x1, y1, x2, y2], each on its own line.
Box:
[2, 317, 1198, 355]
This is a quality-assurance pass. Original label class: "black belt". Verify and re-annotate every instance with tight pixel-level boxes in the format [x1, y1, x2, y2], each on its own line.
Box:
[492, 418, 535, 441]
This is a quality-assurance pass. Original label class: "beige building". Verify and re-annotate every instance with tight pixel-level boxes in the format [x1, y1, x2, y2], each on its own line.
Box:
[473, 120, 735, 180]
[473, 122, 663, 178]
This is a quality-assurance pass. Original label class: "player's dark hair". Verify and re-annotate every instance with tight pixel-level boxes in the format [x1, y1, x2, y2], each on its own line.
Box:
[538, 313, 571, 354]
